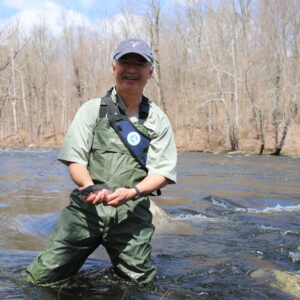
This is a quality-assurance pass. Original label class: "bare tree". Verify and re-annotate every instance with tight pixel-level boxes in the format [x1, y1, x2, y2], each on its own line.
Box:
[259, 0, 299, 155]
[0, 0, 299, 154]
[146, 0, 167, 113]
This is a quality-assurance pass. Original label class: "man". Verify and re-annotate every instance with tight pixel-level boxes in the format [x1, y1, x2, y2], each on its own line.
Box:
[25, 38, 177, 286]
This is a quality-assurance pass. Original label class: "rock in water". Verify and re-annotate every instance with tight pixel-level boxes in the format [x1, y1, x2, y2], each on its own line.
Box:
[149, 200, 196, 235]
[149, 199, 173, 227]
[250, 268, 300, 299]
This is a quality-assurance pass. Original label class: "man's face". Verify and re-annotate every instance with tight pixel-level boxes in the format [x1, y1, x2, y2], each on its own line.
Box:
[112, 53, 153, 95]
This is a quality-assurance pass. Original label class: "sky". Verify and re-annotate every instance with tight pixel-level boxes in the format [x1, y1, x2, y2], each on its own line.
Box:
[0, 0, 125, 19]
[0, 0, 185, 35]
[0, 0, 180, 33]
[0, 0, 176, 35]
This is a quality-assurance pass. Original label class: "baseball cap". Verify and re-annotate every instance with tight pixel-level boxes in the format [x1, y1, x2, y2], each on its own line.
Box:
[112, 38, 154, 62]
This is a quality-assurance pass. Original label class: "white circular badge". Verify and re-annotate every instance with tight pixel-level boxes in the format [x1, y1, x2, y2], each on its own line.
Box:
[127, 132, 141, 146]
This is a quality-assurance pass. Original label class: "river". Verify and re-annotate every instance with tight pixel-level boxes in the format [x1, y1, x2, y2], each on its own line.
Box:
[0, 148, 300, 299]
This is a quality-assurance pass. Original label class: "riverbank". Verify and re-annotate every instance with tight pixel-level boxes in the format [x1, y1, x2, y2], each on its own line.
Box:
[1, 124, 299, 156]
[175, 124, 300, 156]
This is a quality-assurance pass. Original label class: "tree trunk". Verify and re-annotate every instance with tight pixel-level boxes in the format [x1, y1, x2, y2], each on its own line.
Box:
[272, 118, 290, 155]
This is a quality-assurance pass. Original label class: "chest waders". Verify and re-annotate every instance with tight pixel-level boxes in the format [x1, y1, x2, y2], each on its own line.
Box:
[25, 90, 157, 286]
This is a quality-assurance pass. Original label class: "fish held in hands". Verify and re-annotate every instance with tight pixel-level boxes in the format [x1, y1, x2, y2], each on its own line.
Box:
[78, 184, 113, 201]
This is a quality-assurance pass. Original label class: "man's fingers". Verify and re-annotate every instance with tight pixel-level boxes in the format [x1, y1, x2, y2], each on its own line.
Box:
[84, 194, 96, 203]
[92, 189, 109, 205]
[107, 192, 118, 201]
[81, 189, 109, 204]
[84, 188, 130, 207]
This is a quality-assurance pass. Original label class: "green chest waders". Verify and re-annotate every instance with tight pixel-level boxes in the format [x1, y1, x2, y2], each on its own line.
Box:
[25, 91, 157, 286]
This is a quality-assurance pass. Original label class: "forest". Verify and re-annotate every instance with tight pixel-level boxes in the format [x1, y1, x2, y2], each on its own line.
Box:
[0, 0, 299, 155]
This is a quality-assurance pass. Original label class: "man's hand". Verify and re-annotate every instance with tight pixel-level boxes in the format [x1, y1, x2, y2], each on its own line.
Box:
[77, 174, 169, 207]
[104, 188, 136, 207]
[78, 186, 111, 205]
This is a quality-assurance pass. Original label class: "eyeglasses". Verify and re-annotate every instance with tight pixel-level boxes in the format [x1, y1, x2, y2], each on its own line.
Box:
[117, 59, 151, 70]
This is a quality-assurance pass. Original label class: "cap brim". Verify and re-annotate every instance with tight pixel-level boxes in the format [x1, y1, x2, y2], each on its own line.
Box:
[114, 51, 152, 62]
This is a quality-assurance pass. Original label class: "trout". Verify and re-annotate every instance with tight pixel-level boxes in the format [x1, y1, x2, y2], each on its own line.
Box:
[78, 183, 113, 201]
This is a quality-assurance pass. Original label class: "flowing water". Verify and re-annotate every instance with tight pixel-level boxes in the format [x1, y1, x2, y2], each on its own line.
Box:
[0, 148, 300, 299]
